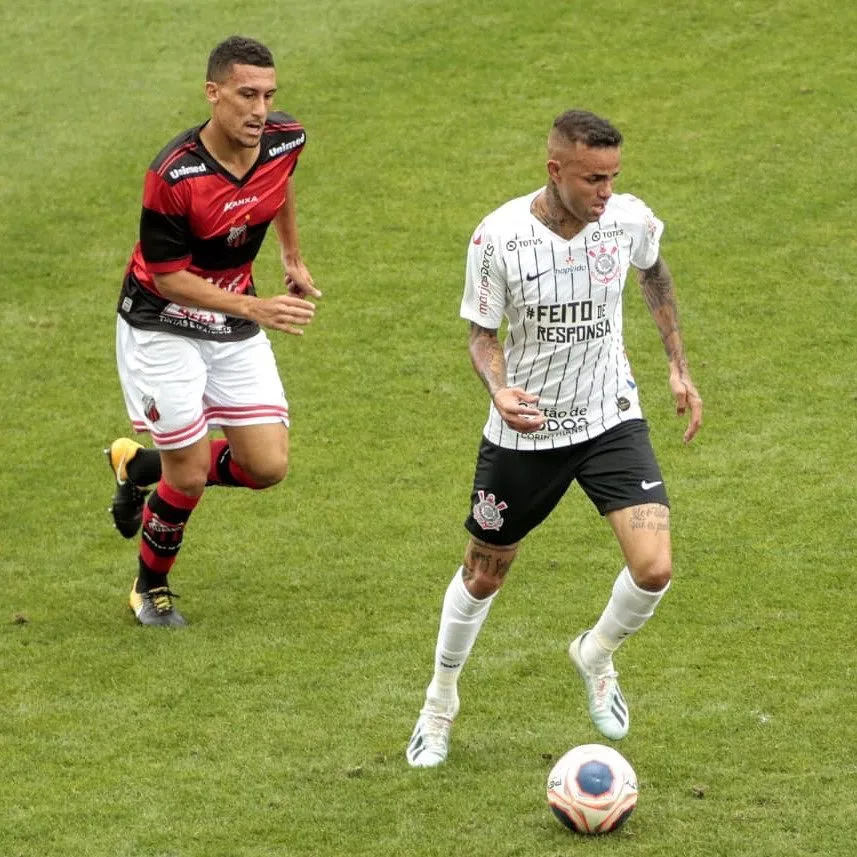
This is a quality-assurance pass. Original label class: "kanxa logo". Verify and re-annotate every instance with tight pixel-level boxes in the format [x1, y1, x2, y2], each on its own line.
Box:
[224, 196, 258, 212]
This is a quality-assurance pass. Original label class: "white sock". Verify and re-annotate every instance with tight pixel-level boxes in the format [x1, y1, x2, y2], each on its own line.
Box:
[581, 566, 669, 670]
[425, 566, 496, 710]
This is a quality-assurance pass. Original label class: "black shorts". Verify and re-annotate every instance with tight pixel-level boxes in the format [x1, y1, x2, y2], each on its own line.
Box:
[464, 418, 669, 546]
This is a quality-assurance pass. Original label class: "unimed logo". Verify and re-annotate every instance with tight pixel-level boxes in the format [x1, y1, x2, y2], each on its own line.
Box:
[169, 163, 207, 180]
[267, 134, 305, 157]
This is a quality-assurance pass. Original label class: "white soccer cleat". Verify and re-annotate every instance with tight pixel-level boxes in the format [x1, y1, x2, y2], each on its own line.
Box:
[568, 632, 629, 740]
[406, 698, 459, 768]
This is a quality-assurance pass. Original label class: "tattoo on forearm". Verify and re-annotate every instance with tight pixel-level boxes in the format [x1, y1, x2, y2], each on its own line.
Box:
[469, 323, 507, 396]
[630, 505, 670, 533]
[638, 258, 687, 369]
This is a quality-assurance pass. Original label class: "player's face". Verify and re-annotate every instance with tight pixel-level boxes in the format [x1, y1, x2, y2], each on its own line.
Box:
[548, 143, 621, 224]
[206, 63, 277, 149]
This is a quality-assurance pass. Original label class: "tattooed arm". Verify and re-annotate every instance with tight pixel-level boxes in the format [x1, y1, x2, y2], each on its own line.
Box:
[468, 322, 545, 433]
[637, 255, 703, 443]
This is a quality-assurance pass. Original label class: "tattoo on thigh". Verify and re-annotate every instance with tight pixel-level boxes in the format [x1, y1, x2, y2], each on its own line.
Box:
[630, 505, 670, 533]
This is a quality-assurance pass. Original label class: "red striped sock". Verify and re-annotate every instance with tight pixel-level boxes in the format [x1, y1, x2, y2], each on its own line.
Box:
[206, 439, 263, 489]
[137, 481, 201, 588]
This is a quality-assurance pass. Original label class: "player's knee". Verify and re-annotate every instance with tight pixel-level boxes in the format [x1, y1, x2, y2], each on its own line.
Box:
[462, 538, 519, 599]
[465, 573, 503, 600]
[631, 556, 672, 592]
[166, 467, 209, 497]
[243, 452, 289, 488]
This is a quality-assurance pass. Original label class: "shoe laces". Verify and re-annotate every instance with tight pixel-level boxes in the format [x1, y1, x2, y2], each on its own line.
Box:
[146, 587, 179, 615]
[418, 709, 453, 749]
[592, 668, 619, 708]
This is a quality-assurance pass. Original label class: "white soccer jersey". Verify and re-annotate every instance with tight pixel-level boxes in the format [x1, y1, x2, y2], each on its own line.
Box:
[461, 188, 664, 451]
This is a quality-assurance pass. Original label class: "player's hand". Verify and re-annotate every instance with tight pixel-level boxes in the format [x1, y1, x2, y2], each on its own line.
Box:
[669, 365, 703, 444]
[283, 257, 322, 299]
[250, 294, 316, 335]
[493, 387, 545, 433]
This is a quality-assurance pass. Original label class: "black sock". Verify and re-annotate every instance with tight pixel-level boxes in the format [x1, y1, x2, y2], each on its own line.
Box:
[136, 566, 168, 593]
[126, 448, 163, 487]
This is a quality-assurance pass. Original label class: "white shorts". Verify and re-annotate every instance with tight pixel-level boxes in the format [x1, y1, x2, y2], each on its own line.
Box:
[116, 317, 289, 450]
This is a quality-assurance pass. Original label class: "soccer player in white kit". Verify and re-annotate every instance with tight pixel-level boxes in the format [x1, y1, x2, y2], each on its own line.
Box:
[407, 110, 702, 767]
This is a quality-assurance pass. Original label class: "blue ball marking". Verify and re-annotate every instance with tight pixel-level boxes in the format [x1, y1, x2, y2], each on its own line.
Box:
[576, 760, 614, 796]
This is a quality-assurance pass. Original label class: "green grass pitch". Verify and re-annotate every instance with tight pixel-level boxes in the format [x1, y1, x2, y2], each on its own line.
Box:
[1, 1, 855, 855]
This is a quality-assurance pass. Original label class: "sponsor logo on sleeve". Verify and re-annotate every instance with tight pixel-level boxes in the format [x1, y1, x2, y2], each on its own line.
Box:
[477, 242, 495, 316]
[168, 163, 207, 181]
[267, 133, 306, 157]
[644, 214, 658, 241]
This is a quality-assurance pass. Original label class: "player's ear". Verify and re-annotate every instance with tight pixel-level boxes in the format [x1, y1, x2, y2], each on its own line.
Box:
[546, 159, 561, 182]
[204, 81, 219, 105]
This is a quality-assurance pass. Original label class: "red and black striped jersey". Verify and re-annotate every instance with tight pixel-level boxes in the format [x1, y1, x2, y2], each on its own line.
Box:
[118, 111, 306, 340]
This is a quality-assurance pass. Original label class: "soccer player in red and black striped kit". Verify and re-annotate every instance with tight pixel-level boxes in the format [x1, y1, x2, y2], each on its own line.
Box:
[105, 36, 321, 626]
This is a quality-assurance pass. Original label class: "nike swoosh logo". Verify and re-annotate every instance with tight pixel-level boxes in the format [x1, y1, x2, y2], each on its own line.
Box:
[525, 270, 549, 281]
[641, 480, 663, 491]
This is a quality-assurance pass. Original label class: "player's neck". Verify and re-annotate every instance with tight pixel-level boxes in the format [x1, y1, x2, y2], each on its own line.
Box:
[199, 123, 259, 180]
[532, 186, 586, 241]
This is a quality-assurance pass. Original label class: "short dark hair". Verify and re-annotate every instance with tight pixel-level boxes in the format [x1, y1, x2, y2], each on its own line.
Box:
[552, 110, 623, 148]
[206, 36, 275, 82]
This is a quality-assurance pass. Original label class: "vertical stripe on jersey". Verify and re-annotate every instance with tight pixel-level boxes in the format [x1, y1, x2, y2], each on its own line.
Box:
[553, 236, 585, 450]
[535, 240, 561, 440]
[583, 220, 625, 440]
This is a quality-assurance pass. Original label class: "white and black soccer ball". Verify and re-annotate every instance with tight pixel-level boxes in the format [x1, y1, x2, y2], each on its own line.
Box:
[546, 743, 638, 834]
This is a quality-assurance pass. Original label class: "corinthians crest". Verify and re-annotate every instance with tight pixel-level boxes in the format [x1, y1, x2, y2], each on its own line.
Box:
[588, 243, 620, 285]
[472, 490, 508, 531]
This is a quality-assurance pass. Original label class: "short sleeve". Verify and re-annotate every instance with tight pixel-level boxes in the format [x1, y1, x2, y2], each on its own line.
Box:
[628, 199, 664, 270]
[460, 219, 506, 328]
[139, 170, 192, 273]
